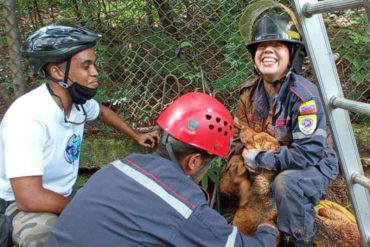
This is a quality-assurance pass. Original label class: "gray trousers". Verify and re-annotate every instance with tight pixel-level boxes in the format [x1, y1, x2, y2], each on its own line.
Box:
[5, 202, 58, 247]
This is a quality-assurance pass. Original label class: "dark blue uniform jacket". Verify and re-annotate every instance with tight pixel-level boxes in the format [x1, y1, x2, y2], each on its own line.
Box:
[239, 72, 338, 180]
[46, 153, 278, 247]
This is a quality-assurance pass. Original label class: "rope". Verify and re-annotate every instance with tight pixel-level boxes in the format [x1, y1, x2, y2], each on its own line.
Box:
[315, 199, 356, 223]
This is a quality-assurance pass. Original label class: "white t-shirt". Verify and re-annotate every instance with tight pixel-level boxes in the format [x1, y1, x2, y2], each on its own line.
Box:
[0, 83, 100, 201]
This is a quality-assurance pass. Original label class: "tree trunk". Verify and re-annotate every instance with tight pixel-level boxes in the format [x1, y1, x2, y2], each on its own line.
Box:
[3, 0, 26, 97]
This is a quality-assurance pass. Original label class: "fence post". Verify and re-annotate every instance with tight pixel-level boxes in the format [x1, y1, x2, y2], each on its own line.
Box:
[3, 0, 25, 97]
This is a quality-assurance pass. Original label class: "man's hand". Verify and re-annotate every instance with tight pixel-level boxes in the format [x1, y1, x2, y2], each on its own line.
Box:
[136, 130, 160, 148]
[242, 148, 261, 173]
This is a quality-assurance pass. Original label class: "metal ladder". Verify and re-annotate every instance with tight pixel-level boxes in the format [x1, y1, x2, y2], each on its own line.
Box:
[291, 0, 370, 246]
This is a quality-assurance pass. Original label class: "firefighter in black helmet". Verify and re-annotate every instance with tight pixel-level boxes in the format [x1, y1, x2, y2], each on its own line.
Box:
[230, 12, 339, 247]
[246, 13, 307, 75]
[0, 24, 159, 246]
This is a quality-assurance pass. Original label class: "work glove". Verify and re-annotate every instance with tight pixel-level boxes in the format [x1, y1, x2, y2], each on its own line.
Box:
[242, 148, 261, 173]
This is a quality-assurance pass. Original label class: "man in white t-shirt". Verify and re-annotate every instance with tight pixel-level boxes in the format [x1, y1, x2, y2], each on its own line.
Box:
[0, 24, 160, 247]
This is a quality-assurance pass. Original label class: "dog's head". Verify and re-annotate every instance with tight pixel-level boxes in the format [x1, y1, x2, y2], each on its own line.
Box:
[219, 154, 251, 196]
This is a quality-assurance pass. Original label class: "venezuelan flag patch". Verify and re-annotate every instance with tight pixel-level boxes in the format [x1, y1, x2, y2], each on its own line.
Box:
[298, 114, 317, 135]
[299, 100, 317, 115]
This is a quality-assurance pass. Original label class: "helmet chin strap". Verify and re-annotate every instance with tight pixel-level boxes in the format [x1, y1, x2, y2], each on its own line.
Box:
[267, 72, 290, 86]
[162, 132, 184, 171]
[253, 65, 261, 76]
[190, 157, 214, 181]
[290, 44, 306, 74]
[44, 58, 88, 125]
[162, 132, 213, 182]
[43, 58, 72, 89]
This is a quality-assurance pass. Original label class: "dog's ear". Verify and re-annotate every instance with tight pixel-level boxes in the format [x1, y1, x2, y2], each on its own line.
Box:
[237, 164, 247, 176]
[225, 155, 246, 176]
[233, 155, 247, 176]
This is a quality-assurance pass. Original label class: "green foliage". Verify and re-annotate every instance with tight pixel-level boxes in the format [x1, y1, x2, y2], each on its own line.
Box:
[341, 27, 370, 84]
[93, 27, 202, 109]
[212, 70, 250, 93]
[80, 134, 147, 168]
[201, 158, 224, 190]
[331, 10, 370, 87]
[211, 31, 253, 94]
[179, 40, 193, 49]
[327, 11, 370, 124]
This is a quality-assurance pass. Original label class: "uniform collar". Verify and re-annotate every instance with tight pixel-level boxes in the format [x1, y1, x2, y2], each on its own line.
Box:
[276, 71, 293, 103]
[251, 78, 270, 118]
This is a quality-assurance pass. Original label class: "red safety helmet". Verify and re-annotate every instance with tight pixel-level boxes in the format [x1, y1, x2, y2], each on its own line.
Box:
[157, 92, 234, 157]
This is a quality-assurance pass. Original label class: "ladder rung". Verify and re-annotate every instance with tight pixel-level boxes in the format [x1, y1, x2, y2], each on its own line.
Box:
[352, 173, 370, 190]
[302, 0, 364, 17]
[330, 96, 370, 116]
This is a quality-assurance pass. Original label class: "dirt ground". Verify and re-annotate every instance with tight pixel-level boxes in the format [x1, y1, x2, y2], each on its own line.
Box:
[332, 166, 370, 209]
[325, 167, 370, 213]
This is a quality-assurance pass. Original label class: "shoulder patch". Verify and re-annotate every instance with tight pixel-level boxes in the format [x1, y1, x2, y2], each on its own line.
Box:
[299, 100, 317, 115]
[298, 114, 317, 135]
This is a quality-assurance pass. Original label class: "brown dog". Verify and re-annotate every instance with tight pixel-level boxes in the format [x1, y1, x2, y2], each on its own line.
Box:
[220, 154, 361, 247]
[220, 154, 277, 234]
[221, 119, 360, 246]
[237, 119, 280, 196]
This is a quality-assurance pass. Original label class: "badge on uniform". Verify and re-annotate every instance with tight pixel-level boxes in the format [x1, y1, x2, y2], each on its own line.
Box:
[298, 114, 317, 135]
[299, 100, 317, 114]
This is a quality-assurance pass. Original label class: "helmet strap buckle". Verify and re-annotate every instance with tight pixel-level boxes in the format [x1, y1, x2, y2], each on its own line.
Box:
[58, 81, 69, 88]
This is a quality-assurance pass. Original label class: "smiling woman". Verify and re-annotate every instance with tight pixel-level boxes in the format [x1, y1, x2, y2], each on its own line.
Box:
[254, 41, 290, 83]
[228, 10, 339, 246]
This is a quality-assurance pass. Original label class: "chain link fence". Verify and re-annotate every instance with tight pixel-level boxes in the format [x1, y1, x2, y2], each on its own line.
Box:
[0, 0, 369, 129]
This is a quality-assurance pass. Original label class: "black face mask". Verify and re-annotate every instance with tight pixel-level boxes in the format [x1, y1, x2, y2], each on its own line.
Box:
[68, 82, 97, 104]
